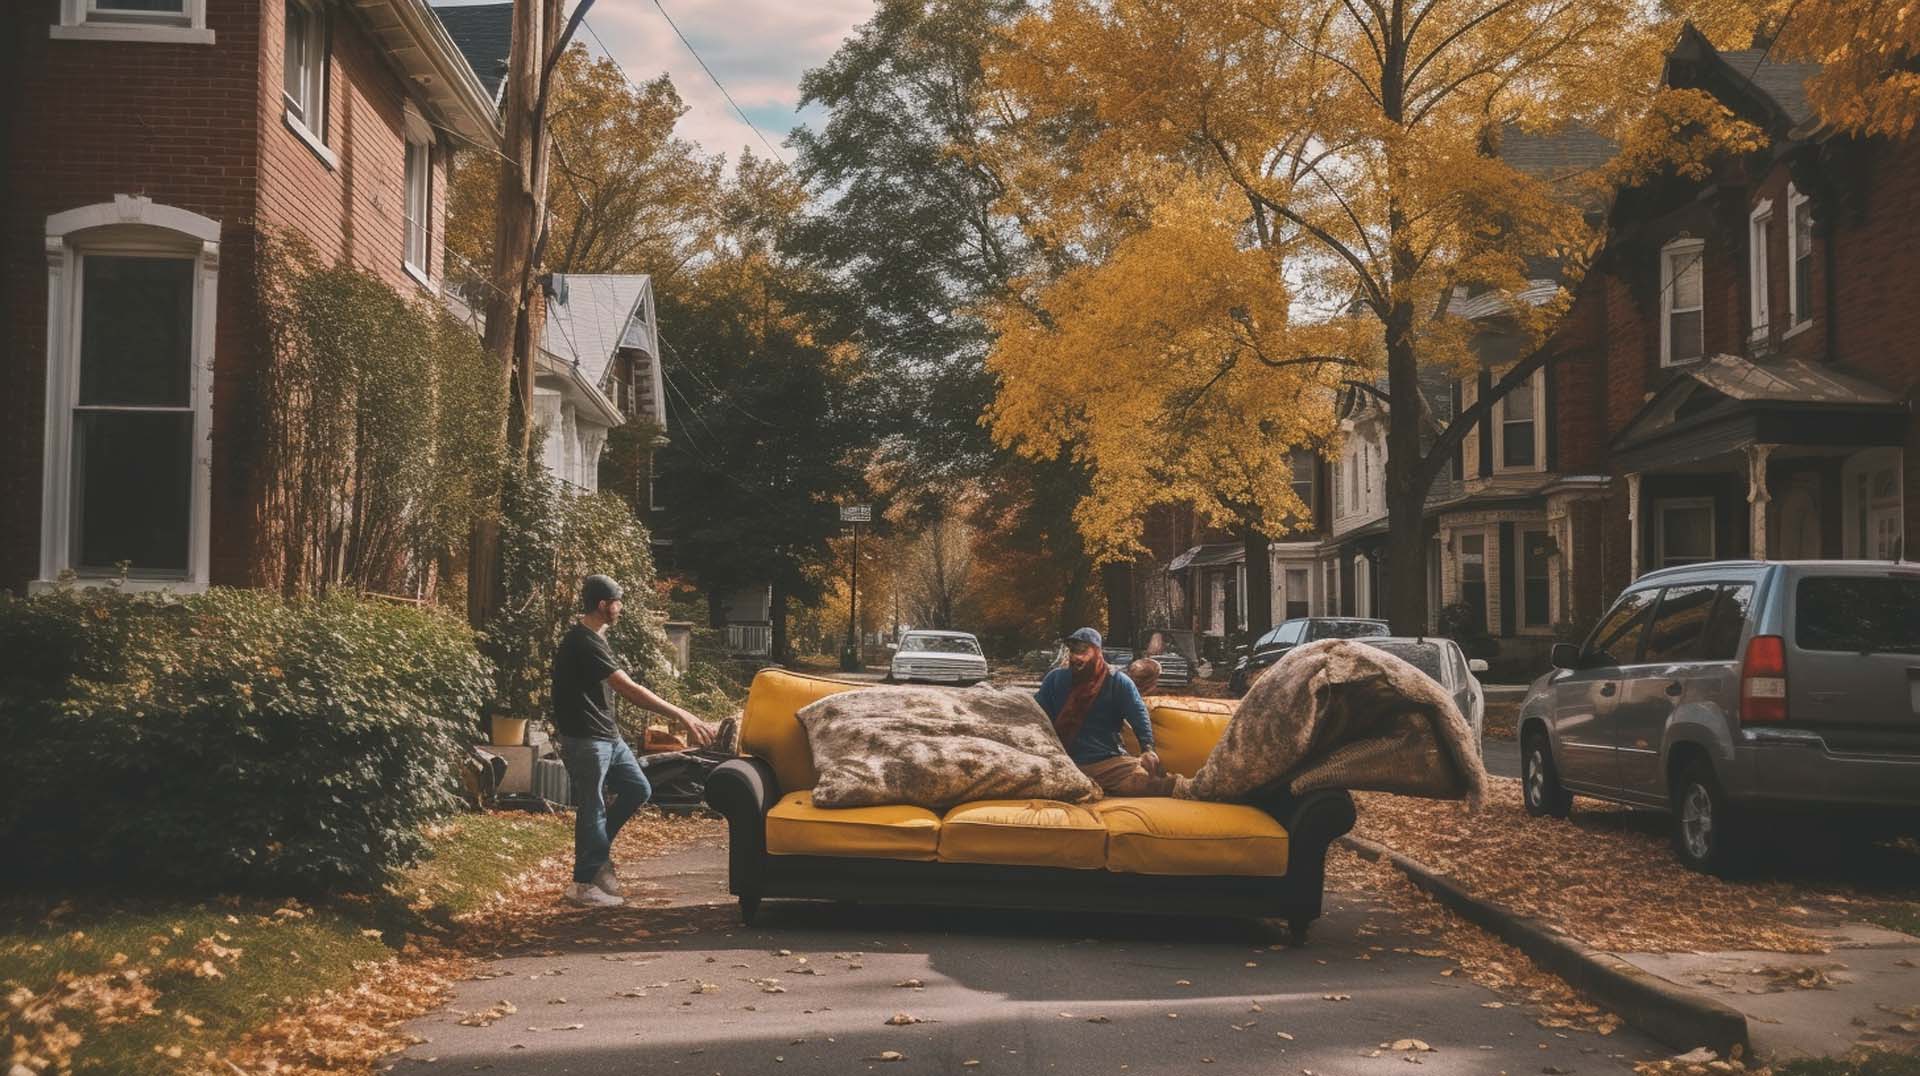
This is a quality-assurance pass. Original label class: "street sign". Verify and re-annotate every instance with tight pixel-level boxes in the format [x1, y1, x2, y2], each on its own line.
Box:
[840, 504, 872, 523]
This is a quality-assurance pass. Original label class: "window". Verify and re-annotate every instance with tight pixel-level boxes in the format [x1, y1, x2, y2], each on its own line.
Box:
[1274, 620, 1306, 645]
[1661, 238, 1705, 366]
[1642, 584, 1718, 663]
[1584, 589, 1655, 666]
[1331, 461, 1342, 515]
[1459, 533, 1487, 631]
[1520, 528, 1551, 628]
[1284, 567, 1310, 619]
[1788, 185, 1813, 329]
[1289, 453, 1314, 525]
[1499, 372, 1538, 469]
[1796, 576, 1920, 655]
[283, 0, 329, 147]
[403, 137, 431, 279]
[1748, 200, 1772, 338]
[41, 197, 219, 591]
[1348, 448, 1360, 505]
[1698, 584, 1753, 661]
[1655, 499, 1715, 567]
[53, 0, 212, 43]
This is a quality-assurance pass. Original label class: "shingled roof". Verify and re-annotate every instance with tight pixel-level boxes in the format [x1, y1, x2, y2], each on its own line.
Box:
[1498, 124, 1617, 179]
[1715, 48, 1821, 129]
[432, 2, 513, 101]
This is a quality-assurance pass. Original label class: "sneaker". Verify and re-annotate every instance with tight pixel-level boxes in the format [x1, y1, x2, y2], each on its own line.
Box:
[564, 882, 624, 908]
[592, 862, 623, 897]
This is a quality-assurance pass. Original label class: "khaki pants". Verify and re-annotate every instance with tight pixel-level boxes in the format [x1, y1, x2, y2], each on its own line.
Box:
[1079, 754, 1180, 797]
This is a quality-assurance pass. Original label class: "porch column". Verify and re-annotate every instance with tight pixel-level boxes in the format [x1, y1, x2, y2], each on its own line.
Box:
[1747, 444, 1775, 560]
[1627, 472, 1642, 578]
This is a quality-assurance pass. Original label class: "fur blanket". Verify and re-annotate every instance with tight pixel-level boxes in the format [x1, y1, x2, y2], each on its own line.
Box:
[1178, 639, 1487, 805]
[797, 685, 1101, 810]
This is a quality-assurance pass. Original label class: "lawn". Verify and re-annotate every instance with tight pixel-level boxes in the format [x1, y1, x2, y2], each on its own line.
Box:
[1, 811, 570, 1075]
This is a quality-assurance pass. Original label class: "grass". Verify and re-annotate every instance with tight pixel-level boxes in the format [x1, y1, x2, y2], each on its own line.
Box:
[0, 811, 570, 1075]
[1863, 901, 1920, 938]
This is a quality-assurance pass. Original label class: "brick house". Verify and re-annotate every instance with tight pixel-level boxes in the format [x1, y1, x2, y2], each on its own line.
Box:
[3, 0, 500, 595]
[1540, 27, 1917, 625]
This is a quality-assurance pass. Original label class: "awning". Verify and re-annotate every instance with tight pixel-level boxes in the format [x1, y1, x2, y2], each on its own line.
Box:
[1612, 355, 1906, 473]
[1167, 543, 1244, 573]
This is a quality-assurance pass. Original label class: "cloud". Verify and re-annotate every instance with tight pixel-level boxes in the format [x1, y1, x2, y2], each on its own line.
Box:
[576, 0, 875, 165]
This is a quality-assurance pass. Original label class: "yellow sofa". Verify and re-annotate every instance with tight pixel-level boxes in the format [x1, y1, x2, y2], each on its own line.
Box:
[702, 669, 1357, 941]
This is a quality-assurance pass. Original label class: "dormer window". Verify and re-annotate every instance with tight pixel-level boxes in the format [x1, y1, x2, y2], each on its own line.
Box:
[1660, 237, 1705, 366]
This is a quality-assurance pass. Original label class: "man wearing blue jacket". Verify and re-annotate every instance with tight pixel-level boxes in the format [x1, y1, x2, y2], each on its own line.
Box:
[1035, 627, 1178, 796]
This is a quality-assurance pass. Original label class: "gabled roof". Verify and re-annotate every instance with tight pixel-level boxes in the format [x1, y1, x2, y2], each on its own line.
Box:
[1168, 544, 1244, 572]
[542, 273, 669, 431]
[432, 2, 513, 102]
[1498, 124, 1617, 180]
[1715, 48, 1821, 129]
[1611, 355, 1904, 470]
[1665, 24, 1822, 136]
[349, 0, 502, 145]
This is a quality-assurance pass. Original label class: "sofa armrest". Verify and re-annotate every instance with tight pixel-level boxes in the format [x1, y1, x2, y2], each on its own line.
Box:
[703, 758, 780, 894]
[1278, 788, 1357, 859]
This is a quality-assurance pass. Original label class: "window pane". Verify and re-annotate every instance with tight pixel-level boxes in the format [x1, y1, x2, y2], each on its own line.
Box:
[404, 141, 429, 269]
[1643, 584, 1718, 663]
[1795, 255, 1812, 322]
[1669, 310, 1703, 363]
[1698, 584, 1753, 661]
[96, 0, 186, 10]
[73, 411, 192, 573]
[1362, 640, 1445, 680]
[284, 4, 308, 110]
[1503, 421, 1535, 467]
[1796, 577, 1920, 655]
[1661, 504, 1714, 565]
[80, 256, 193, 407]
[1671, 252, 1702, 308]
[1523, 530, 1551, 626]
[1505, 377, 1534, 420]
[1586, 589, 1654, 666]
[1794, 201, 1813, 258]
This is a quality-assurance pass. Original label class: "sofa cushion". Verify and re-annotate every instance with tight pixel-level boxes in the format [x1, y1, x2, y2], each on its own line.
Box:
[1094, 798, 1289, 876]
[740, 669, 862, 792]
[1122, 702, 1234, 778]
[937, 799, 1108, 869]
[764, 790, 941, 859]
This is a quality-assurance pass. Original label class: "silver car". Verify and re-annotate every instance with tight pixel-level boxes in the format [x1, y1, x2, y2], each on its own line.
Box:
[1518, 561, 1920, 873]
[887, 630, 989, 685]
[1359, 637, 1488, 741]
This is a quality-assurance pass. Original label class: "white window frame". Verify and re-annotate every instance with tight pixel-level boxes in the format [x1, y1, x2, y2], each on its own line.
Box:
[1786, 184, 1813, 335]
[282, 0, 335, 169]
[402, 111, 434, 287]
[38, 196, 219, 593]
[1493, 370, 1544, 473]
[1748, 199, 1772, 342]
[1653, 497, 1717, 568]
[1660, 237, 1706, 367]
[52, 0, 213, 44]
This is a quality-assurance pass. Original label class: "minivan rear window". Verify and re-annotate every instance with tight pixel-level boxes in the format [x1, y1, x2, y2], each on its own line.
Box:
[1795, 576, 1920, 655]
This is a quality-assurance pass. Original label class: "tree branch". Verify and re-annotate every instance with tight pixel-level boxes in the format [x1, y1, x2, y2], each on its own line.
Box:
[1415, 349, 1553, 485]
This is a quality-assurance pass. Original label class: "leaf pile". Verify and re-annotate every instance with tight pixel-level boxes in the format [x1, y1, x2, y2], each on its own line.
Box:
[1352, 784, 1857, 953]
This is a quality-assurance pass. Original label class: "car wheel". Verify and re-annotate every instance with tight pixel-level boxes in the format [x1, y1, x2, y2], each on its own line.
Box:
[1520, 728, 1571, 818]
[1672, 760, 1743, 875]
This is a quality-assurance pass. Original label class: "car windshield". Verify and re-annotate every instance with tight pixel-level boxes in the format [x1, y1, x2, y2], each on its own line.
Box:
[900, 634, 981, 655]
[1795, 576, 1920, 655]
[1360, 640, 1445, 681]
[1311, 620, 1390, 641]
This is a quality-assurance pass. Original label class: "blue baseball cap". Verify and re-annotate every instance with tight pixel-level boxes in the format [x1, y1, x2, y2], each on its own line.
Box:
[1063, 627, 1103, 649]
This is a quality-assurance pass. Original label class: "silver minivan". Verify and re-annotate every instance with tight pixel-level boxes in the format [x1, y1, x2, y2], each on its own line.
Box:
[1518, 561, 1920, 873]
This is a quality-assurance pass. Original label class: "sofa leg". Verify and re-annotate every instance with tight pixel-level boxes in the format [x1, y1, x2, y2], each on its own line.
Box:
[740, 895, 761, 926]
[1287, 916, 1311, 947]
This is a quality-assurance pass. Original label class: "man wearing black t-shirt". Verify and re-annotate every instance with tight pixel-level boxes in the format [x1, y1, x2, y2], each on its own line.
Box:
[552, 574, 719, 907]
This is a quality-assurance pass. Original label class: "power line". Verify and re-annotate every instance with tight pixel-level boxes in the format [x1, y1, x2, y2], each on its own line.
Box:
[579, 7, 786, 165]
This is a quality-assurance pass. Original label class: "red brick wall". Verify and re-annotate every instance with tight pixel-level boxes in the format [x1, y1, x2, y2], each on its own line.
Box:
[4, 0, 456, 594]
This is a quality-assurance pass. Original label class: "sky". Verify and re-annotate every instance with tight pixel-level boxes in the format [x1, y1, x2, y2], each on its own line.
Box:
[439, 0, 876, 166]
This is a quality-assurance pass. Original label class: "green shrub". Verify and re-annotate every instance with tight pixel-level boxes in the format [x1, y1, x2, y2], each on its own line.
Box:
[0, 586, 491, 894]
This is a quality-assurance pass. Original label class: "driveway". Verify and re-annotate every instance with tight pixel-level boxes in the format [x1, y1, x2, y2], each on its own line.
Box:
[395, 842, 1659, 1075]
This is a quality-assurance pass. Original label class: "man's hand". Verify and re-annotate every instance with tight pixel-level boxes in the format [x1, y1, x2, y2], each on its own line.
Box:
[1140, 749, 1163, 777]
[680, 712, 719, 748]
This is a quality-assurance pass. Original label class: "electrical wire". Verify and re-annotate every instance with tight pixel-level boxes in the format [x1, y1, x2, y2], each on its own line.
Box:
[580, 9, 787, 165]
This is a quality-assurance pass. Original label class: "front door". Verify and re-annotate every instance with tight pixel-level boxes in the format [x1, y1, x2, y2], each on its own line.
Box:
[1552, 588, 1655, 790]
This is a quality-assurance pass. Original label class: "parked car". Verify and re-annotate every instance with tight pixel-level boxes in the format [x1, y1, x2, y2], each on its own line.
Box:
[887, 630, 990, 685]
[1230, 617, 1390, 695]
[1101, 633, 1194, 690]
[1356, 637, 1489, 741]
[1517, 560, 1920, 874]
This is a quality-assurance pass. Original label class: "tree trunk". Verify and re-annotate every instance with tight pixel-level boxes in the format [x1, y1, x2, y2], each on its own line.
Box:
[1101, 561, 1135, 648]
[1239, 526, 1273, 645]
[1383, 331, 1430, 634]
[1058, 552, 1093, 637]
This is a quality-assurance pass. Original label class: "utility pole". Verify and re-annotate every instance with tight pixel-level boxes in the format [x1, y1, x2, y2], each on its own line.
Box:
[839, 504, 870, 671]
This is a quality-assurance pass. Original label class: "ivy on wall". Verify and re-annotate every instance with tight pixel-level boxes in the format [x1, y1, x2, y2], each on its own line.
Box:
[254, 235, 506, 602]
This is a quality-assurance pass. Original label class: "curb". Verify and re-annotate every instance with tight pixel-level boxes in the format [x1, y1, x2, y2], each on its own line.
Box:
[1340, 834, 1749, 1055]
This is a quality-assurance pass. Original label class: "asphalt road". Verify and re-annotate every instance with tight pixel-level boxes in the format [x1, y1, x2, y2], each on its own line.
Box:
[394, 843, 1658, 1076]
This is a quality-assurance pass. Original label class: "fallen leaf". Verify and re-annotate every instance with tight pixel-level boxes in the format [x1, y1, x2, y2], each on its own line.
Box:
[866, 1050, 906, 1062]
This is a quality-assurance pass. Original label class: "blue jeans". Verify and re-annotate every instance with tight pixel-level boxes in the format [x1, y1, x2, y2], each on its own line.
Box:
[557, 734, 651, 884]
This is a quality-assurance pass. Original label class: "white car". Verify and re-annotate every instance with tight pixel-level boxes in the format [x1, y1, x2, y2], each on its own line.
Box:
[1358, 637, 1488, 741]
[887, 630, 990, 686]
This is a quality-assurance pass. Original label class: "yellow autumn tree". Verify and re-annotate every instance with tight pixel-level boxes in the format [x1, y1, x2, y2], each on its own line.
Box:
[985, 0, 1715, 632]
[1677, 0, 1920, 137]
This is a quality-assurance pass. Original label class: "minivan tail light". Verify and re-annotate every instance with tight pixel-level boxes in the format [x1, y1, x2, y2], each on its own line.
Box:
[1740, 634, 1787, 724]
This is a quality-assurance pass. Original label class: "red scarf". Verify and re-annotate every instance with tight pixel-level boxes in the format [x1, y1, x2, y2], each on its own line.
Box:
[1053, 651, 1109, 748]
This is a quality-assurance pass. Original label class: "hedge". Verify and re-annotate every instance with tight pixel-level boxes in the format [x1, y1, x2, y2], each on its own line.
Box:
[0, 586, 491, 893]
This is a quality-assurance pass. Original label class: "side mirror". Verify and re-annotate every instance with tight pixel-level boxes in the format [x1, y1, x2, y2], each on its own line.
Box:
[1467, 658, 1489, 674]
[1549, 643, 1580, 670]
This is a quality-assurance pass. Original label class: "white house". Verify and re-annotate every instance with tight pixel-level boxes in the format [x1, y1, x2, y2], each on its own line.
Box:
[536, 273, 668, 493]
